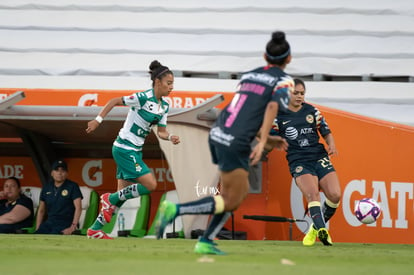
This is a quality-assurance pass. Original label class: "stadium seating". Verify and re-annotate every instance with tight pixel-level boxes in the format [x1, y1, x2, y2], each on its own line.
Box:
[1, 1, 414, 125]
[145, 190, 184, 239]
[102, 194, 150, 238]
[0, 0, 413, 79]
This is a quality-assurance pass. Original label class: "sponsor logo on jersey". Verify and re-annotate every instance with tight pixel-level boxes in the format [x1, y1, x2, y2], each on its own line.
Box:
[285, 127, 298, 140]
[143, 101, 164, 115]
[300, 128, 314, 134]
[240, 72, 277, 86]
[298, 139, 310, 147]
[210, 126, 235, 146]
[147, 102, 155, 111]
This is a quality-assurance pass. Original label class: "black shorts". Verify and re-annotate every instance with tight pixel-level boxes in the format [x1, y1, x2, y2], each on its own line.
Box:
[35, 219, 69, 234]
[209, 140, 250, 172]
[290, 156, 336, 180]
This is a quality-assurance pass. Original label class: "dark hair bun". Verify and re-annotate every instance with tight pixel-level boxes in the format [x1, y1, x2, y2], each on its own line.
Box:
[149, 60, 162, 73]
[271, 31, 286, 43]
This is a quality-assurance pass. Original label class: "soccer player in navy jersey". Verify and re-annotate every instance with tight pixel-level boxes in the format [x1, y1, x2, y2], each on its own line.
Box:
[156, 31, 294, 255]
[267, 78, 341, 246]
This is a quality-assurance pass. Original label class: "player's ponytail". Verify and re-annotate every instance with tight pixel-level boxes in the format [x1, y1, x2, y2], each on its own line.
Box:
[149, 60, 173, 86]
[265, 31, 291, 65]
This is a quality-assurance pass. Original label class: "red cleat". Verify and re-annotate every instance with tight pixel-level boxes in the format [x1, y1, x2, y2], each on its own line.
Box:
[100, 193, 117, 223]
[87, 229, 113, 240]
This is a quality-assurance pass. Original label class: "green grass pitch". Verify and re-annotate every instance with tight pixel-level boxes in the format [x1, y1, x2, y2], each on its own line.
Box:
[1, 235, 413, 275]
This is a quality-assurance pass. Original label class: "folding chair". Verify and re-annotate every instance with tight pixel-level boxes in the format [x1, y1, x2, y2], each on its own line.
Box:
[19, 186, 42, 233]
[75, 186, 99, 235]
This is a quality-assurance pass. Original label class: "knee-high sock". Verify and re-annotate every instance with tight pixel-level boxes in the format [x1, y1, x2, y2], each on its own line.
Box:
[176, 195, 225, 215]
[201, 212, 232, 242]
[308, 201, 325, 230]
[323, 199, 340, 223]
[109, 184, 150, 205]
[90, 213, 107, 230]
[90, 201, 125, 230]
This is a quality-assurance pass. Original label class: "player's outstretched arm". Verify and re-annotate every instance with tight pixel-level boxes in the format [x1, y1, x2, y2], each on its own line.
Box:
[86, 97, 123, 134]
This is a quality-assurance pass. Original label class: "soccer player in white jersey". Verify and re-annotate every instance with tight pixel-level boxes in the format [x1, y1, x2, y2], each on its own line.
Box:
[85, 60, 180, 239]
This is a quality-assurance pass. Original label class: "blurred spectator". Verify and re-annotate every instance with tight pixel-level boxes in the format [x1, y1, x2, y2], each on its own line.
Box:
[35, 160, 83, 235]
[0, 177, 34, 233]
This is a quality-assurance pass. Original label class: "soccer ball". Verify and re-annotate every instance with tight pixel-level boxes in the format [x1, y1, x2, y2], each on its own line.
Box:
[354, 198, 381, 224]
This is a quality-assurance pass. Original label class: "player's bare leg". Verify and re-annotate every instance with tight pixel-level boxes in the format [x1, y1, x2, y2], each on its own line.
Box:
[319, 172, 341, 223]
[296, 174, 331, 245]
[193, 168, 249, 254]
